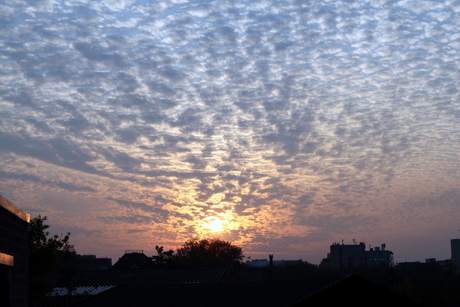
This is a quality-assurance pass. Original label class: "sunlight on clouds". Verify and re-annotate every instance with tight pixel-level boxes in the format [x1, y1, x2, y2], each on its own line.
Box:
[206, 192, 225, 205]
[202, 216, 225, 233]
[192, 212, 246, 239]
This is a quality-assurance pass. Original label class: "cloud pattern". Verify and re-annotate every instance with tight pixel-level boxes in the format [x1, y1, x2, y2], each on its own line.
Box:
[1, 0, 460, 262]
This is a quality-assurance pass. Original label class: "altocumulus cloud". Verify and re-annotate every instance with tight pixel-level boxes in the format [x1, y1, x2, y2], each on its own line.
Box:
[1, 0, 460, 262]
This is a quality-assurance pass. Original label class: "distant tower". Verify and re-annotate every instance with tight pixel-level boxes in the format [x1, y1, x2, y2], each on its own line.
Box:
[451, 239, 460, 268]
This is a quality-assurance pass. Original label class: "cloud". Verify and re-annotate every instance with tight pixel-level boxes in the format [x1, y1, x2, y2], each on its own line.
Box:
[0, 170, 97, 193]
[0, 132, 103, 176]
[3, 89, 35, 107]
[1, 0, 460, 262]
[73, 41, 128, 67]
[97, 214, 157, 225]
[107, 196, 170, 222]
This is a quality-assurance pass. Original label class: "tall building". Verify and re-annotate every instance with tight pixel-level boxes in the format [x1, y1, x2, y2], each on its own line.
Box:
[451, 239, 460, 268]
[0, 195, 30, 307]
[324, 242, 394, 270]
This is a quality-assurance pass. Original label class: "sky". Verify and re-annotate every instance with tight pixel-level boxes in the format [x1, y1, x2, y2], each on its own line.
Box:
[1, 0, 460, 265]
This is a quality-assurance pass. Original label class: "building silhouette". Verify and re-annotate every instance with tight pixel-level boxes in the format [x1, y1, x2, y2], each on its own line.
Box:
[323, 241, 394, 270]
[112, 250, 155, 270]
[292, 274, 422, 307]
[451, 238, 460, 269]
[245, 258, 300, 267]
[74, 254, 112, 271]
[0, 195, 30, 307]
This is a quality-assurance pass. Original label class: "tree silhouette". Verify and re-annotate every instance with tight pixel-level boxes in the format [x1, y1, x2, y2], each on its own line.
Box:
[152, 245, 177, 268]
[29, 215, 75, 304]
[152, 238, 244, 267]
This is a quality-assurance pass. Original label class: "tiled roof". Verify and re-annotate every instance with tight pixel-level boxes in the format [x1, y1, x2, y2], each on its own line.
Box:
[49, 285, 115, 296]
[50, 266, 270, 288]
[45, 266, 270, 306]
[48, 271, 424, 307]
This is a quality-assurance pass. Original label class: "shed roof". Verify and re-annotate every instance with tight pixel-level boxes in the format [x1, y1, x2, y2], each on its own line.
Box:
[292, 274, 422, 306]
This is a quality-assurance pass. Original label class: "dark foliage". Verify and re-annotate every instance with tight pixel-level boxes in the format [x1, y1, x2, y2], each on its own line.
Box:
[29, 215, 75, 305]
[152, 245, 177, 268]
[152, 238, 244, 267]
[392, 262, 460, 307]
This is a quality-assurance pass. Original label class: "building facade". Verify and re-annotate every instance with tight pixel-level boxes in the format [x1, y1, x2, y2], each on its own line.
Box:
[0, 195, 30, 307]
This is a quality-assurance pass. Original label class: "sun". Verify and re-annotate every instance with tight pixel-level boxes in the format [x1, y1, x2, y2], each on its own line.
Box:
[204, 217, 225, 232]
